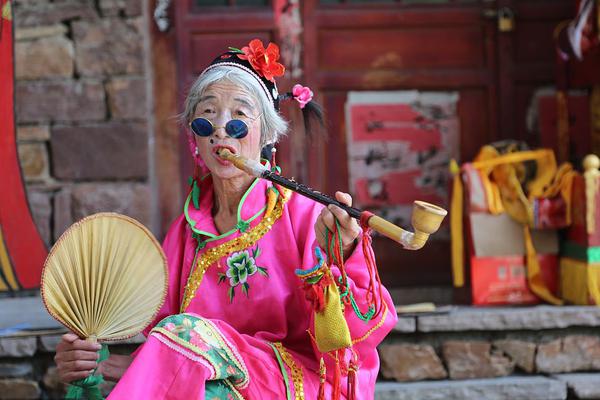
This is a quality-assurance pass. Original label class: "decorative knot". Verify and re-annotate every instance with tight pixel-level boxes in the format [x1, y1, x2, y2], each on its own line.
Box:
[236, 220, 250, 233]
[192, 233, 207, 250]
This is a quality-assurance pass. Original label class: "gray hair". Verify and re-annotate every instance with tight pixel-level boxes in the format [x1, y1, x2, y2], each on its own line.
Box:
[182, 67, 288, 147]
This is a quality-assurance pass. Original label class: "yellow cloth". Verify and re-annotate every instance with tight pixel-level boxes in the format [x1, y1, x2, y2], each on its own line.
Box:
[450, 146, 574, 305]
[560, 257, 600, 305]
[450, 160, 465, 287]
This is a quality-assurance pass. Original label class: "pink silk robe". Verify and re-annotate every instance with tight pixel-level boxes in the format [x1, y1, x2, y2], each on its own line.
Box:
[108, 176, 397, 399]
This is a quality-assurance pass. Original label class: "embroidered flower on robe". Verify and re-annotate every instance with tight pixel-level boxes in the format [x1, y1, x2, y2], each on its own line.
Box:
[226, 250, 257, 286]
[218, 246, 268, 302]
[163, 322, 176, 332]
[189, 330, 211, 351]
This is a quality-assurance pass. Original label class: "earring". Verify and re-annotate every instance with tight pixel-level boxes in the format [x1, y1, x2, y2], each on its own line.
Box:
[194, 146, 199, 156]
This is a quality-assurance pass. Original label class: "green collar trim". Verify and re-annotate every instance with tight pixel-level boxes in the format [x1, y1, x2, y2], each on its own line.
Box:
[184, 159, 275, 244]
[183, 178, 267, 244]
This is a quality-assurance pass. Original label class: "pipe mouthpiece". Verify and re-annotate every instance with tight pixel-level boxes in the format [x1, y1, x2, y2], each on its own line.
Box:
[217, 148, 234, 160]
[214, 148, 267, 177]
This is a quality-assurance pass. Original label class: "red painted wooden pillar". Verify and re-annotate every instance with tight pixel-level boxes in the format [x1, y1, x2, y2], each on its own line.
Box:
[0, 0, 47, 292]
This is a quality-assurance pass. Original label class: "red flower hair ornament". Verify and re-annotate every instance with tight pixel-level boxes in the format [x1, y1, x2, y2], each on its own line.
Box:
[237, 39, 285, 82]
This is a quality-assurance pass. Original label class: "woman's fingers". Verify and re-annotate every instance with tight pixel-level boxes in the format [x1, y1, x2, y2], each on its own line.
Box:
[55, 335, 101, 384]
[330, 191, 356, 229]
[327, 204, 354, 230]
[319, 205, 336, 232]
[335, 191, 353, 207]
[62, 333, 79, 343]
[60, 360, 98, 372]
[55, 334, 78, 353]
[329, 192, 359, 233]
[314, 218, 329, 248]
[56, 349, 100, 363]
[56, 335, 100, 353]
[314, 192, 359, 255]
[63, 339, 100, 353]
[60, 370, 95, 384]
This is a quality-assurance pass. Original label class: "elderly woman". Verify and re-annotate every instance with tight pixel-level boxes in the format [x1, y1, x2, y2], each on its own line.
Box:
[55, 39, 397, 399]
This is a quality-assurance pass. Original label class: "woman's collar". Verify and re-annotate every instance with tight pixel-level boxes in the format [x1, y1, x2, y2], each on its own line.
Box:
[184, 160, 273, 241]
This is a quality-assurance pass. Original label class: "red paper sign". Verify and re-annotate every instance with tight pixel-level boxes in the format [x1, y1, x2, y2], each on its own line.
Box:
[345, 91, 459, 229]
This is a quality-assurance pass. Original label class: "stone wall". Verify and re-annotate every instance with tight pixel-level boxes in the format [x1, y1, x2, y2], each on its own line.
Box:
[380, 334, 600, 382]
[13, 0, 153, 247]
[380, 307, 600, 384]
[0, 333, 140, 399]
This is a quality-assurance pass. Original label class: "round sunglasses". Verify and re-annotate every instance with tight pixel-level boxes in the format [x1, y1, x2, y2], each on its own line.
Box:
[189, 113, 261, 139]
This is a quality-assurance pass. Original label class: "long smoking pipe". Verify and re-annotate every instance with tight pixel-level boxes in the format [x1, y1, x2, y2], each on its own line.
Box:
[216, 148, 448, 250]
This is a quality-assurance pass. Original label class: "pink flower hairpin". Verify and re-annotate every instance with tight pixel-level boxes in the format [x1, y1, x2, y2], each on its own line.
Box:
[292, 84, 313, 109]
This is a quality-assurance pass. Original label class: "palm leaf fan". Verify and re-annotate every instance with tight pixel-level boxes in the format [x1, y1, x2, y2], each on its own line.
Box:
[41, 213, 168, 342]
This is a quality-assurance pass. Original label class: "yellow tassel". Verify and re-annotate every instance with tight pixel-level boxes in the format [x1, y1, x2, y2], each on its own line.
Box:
[450, 160, 465, 287]
[523, 226, 563, 305]
[317, 357, 326, 400]
[584, 155, 600, 235]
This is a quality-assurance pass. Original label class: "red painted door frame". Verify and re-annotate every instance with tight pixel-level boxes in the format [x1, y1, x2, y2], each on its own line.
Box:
[0, 0, 48, 292]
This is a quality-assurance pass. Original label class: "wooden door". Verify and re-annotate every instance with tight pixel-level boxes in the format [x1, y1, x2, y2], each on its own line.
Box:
[301, 0, 499, 288]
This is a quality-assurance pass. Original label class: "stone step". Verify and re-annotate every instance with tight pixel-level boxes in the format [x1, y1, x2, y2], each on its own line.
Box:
[375, 373, 600, 400]
[394, 305, 600, 333]
[375, 376, 567, 400]
[553, 373, 600, 399]
[0, 296, 62, 335]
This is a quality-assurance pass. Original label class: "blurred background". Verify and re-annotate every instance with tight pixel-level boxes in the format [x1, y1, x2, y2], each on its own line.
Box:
[2, 0, 600, 399]
[6, 0, 599, 301]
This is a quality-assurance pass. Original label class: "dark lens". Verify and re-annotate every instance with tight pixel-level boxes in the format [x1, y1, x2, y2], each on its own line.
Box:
[226, 120, 249, 139]
[190, 118, 213, 137]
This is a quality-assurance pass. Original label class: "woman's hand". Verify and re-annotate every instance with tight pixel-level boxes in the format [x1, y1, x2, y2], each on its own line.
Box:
[55, 333, 133, 384]
[314, 191, 360, 258]
[55, 333, 101, 383]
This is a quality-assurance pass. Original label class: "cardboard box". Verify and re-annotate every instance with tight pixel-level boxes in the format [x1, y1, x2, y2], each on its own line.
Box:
[469, 213, 558, 256]
[472, 254, 558, 305]
[468, 212, 559, 305]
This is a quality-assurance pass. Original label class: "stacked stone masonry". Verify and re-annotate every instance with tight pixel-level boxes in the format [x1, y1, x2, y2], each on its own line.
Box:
[377, 306, 600, 399]
[1, 306, 600, 399]
[13, 0, 152, 247]
[0, 333, 142, 399]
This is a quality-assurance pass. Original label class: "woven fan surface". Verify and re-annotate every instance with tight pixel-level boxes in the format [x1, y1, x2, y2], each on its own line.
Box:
[41, 213, 167, 341]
